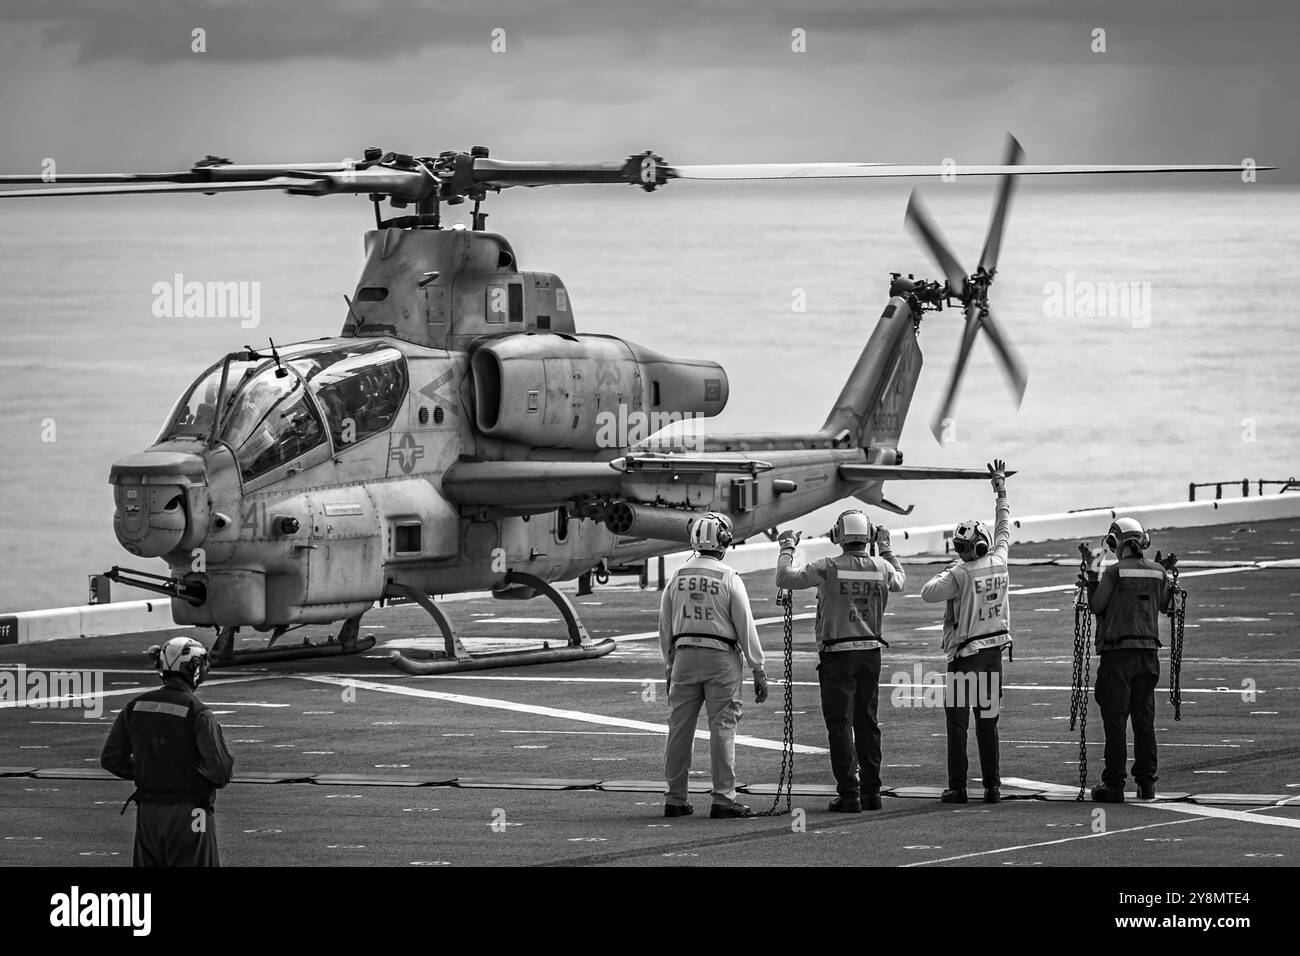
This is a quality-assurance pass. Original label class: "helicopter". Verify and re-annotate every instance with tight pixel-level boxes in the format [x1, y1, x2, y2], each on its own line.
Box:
[0, 137, 1258, 671]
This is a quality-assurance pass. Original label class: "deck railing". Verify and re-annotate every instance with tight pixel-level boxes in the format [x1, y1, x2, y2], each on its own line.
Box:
[1188, 478, 1299, 501]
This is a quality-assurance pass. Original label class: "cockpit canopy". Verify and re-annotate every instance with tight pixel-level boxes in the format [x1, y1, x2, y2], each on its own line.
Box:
[160, 341, 408, 483]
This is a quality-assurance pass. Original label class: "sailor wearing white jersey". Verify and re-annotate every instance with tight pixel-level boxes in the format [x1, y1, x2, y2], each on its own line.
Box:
[776, 510, 905, 812]
[659, 512, 768, 819]
[921, 460, 1012, 805]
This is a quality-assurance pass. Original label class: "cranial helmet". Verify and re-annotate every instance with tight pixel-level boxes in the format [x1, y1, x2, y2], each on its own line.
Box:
[1105, 517, 1150, 554]
[829, 510, 874, 545]
[689, 512, 734, 552]
[953, 519, 993, 558]
[148, 637, 211, 688]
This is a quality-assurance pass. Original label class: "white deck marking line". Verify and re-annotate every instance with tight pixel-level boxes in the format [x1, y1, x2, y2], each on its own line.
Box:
[884, 683, 1238, 694]
[902, 818, 1200, 866]
[1000, 776, 1077, 793]
[1008, 563, 1268, 597]
[986, 775, 1300, 834]
[1003, 740, 1236, 749]
[317, 672, 1259, 696]
[500, 730, 661, 736]
[611, 612, 819, 644]
[0, 675, 269, 710]
[394, 674, 824, 686]
[991, 657, 1300, 666]
[1137, 802, 1300, 829]
[300, 675, 829, 754]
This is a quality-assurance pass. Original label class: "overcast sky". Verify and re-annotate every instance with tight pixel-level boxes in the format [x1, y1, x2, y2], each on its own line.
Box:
[0, 0, 1293, 179]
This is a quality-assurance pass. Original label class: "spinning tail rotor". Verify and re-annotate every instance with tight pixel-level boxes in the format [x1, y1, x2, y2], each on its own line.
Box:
[902, 134, 1031, 442]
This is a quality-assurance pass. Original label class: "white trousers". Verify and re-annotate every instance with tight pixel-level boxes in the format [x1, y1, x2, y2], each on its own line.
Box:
[664, 647, 744, 807]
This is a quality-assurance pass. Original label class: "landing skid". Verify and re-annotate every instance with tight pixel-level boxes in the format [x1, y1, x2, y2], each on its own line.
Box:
[209, 616, 375, 667]
[389, 571, 616, 675]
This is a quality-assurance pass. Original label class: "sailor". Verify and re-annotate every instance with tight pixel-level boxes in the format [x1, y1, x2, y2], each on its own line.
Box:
[776, 510, 905, 812]
[1083, 518, 1176, 802]
[101, 637, 235, 866]
[660, 512, 768, 819]
[920, 460, 1013, 804]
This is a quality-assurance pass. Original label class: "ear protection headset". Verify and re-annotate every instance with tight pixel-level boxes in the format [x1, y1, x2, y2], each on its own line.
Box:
[828, 510, 873, 545]
[1105, 517, 1150, 554]
[953, 519, 992, 558]
[689, 511, 734, 552]
[147, 637, 211, 688]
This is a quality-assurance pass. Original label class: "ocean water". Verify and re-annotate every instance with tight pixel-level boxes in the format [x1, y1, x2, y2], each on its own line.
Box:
[1, 182, 1297, 611]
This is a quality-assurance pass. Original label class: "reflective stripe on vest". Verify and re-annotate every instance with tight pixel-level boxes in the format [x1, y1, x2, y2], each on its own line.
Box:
[818, 557, 888, 649]
[1119, 568, 1166, 580]
[1099, 563, 1165, 650]
[134, 700, 189, 719]
[668, 565, 739, 652]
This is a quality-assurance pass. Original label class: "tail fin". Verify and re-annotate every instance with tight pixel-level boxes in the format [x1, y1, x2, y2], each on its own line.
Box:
[820, 298, 923, 455]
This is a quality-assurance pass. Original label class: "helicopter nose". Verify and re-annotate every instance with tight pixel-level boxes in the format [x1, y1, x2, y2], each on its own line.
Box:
[109, 451, 209, 558]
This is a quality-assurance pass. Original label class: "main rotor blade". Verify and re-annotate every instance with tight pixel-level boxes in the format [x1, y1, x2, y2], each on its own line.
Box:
[665, 162, 1261, 180]
[0, 172, 193, 184]
[0, 167, 432, 201]
[0, 179, 311, 198]
[978, 134, 1024, 275]
[0, 162, 356, 186]
[977, 307, 1029, 407]
[929, 302, 983, 442]
[471, 159, 634, 188]
[905, 190, 967, 291]
[196, 162, 359, 177]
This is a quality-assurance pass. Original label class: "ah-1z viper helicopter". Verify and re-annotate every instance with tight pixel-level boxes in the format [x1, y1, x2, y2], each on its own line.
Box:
[0, 137, 1252, 671]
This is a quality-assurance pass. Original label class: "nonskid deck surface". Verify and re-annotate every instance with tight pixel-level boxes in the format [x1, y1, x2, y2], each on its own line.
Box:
[2, 518, 1298, 866]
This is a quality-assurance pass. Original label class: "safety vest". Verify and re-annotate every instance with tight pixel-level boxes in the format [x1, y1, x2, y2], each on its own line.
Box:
[943, 555, 1011, 660]
[123, 685, 216, 808]
[1096, 559, 1166, 652]
[668, 563, 741, 654]
[815, 552, 891, 652]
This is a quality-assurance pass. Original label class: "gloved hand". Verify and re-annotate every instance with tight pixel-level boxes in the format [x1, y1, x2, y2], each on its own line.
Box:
[753, 669, 769, 704]
[665, 665, 673, 697]
[777, 529, 802, 550]
[1155, 550, 1179, 573]
[1080, 542, 1105, 575]
[988, 459, 1007, 494]
[874, 526, 893, 553]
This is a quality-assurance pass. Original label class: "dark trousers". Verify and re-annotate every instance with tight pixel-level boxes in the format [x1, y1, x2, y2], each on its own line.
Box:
[1094, 649, 1160, 789]
[133, 804, 220, 867]
[817, 649, 882, 797]
[944, 647, 1003, 791]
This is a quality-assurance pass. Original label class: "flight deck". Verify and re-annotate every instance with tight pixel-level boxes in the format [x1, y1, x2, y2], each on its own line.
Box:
[2, 518, 1298, 867]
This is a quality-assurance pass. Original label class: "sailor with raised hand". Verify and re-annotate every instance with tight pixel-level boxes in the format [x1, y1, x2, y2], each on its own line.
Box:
[1082, 518, 1176, 803]
[776, 510, 905, 812]
[659, 512, 768, 819]
[921, 460, 1014, 805]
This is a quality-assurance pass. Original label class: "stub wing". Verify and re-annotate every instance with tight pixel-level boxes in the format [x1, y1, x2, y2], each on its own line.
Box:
[443, 454, 777, 512]
[839, 463, 1008, 482]
[609, 453, 774, 475]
